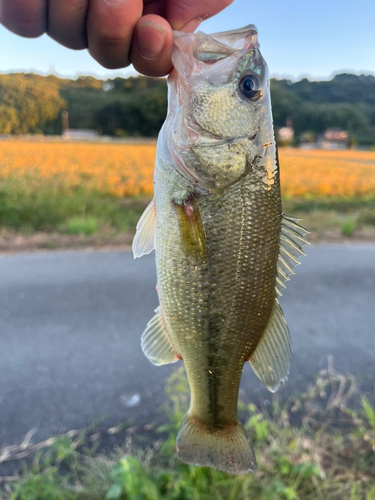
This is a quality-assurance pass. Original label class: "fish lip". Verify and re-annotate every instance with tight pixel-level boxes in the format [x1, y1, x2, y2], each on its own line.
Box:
[173, 24, 258, 39]
[195, 127, 259, 147]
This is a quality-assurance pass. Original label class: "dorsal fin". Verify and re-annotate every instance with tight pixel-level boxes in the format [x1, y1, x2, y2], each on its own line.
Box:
[132, 198, 156, 259]
[276, 214, 309, 296]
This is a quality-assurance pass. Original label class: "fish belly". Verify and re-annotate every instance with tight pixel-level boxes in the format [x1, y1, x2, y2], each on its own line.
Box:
[156, 171, 281, 428]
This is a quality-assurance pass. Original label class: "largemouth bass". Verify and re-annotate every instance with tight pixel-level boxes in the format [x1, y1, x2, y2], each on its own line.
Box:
[133, 24, 308, 475]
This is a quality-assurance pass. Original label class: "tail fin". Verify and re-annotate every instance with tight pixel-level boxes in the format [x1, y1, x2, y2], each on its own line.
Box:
[176, 413, 256, 475]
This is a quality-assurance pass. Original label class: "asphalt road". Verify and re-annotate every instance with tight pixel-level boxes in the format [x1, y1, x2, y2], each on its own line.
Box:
[1, 245, 375, 453]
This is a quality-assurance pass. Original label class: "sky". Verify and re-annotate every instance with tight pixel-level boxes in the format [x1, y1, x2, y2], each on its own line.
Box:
[0, 0, 374, 81]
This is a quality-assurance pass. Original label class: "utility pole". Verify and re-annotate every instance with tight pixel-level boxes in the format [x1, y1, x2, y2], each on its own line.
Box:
[61, 110, 69, 139]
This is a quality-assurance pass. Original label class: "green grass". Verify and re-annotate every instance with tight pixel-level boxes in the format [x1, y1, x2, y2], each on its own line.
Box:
[1, 175, 375, 244]
[0, 180, 149, 237]
[1, 171, 375, 244]
[341, 218, 357, 236]
[2, 366, 375, 500]
[282, 198, 375, 240]
[66, 217, 99, 236]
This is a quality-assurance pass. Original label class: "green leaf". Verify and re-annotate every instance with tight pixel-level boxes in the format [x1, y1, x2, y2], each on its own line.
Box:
[362, 396, 375, 430]
[105, 483, 123, 499]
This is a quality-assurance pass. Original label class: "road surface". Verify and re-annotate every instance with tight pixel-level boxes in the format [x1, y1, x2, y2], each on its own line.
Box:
[1, 245, 374, 454]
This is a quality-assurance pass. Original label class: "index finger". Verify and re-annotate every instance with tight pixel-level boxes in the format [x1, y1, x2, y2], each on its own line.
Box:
[87, 0, 142, 69]
[0, 0, 47, 37]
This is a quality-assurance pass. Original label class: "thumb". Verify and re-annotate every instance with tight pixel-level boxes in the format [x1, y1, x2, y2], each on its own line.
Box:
[131, 15, 174, 77]
[166, 0, 234, 32]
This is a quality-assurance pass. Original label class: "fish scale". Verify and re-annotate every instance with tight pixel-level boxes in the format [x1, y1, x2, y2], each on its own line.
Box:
[133, 24, 309, 475]
[156, 158, 280, 426]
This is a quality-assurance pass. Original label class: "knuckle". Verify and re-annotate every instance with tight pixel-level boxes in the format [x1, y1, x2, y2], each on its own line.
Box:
[102, 60, 130, 70]
[132, 59, 171, 78]
[90, 33, 131, 68]
[50, 33, 88, 50]
[92, 52, 130, 70]
[96, 32, 129, 50]
[67, 40, 88, 50]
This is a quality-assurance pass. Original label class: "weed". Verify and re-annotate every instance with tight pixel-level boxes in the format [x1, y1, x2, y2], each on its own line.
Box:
[9, 465, 74, 500]
[362, 396, 375, 430]
[105, 457, 162, 500]
[7, 439, 79, 500]
[357, 208, 375, 227]
[66, 217, 99, 236]
[4, 364, 375, 500]
[341, 218, 357, 236]
[43, 241, 58, 250]
[98, 364, 375, 500]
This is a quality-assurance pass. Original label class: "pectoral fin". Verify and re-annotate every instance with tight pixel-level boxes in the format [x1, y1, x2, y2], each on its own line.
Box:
[174, 198, 206, 257]
[132, 198, 156, 259]
[141, 307, 179, 366]
[249, 300, 291, 393]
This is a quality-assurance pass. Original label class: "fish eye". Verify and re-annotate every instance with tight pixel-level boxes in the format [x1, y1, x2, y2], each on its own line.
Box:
[239, 75, 261, 100]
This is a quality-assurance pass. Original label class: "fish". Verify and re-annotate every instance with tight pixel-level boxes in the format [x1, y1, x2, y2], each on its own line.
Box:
[132, 24, 308, 475]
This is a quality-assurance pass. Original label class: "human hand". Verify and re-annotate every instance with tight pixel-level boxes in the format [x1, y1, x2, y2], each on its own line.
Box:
[0, 0, 233, 76]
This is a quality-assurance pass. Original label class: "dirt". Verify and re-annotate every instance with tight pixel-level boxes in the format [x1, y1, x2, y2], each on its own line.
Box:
[307, 226, 375, 244]
[1, 227, 375, 256]
[0, 230, 133, 255]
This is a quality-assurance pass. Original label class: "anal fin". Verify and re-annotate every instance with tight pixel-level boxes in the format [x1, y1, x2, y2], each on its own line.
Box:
[132, 198, 156, 259]
[249, 300, 291, 393]
[141, 307, 179, 366]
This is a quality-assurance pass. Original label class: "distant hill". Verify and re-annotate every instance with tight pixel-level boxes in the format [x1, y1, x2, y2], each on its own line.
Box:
[0, 72, 374, 145]
[270, 74, 375, 144]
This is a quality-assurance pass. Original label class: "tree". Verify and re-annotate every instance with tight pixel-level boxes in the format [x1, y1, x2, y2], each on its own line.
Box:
[0, 73, 66, 134]
[96, 88, 167, 137]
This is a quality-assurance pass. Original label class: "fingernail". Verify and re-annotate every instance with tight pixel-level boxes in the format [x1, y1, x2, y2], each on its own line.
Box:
[136, 21, 166, 60]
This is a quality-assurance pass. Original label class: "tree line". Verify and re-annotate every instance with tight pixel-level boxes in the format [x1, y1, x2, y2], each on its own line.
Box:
[0, 72, 375, 145]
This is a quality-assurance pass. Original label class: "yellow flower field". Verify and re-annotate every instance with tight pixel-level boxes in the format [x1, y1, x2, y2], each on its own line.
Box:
[0, 141, 156, 197]
[1, 140, 375, 198]
[279, 148, 375, 198]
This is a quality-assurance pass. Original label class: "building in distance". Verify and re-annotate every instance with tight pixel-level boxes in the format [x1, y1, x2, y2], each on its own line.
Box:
[317, 128, 349, 150]
[277, 119, 294, 146]
[63, 129, 100, 141]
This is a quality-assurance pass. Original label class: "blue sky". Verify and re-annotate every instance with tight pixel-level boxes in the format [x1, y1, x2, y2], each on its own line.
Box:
[0, 0, 374, 81]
